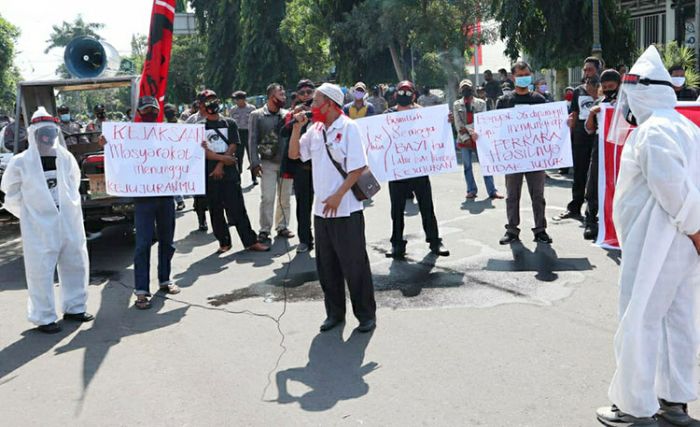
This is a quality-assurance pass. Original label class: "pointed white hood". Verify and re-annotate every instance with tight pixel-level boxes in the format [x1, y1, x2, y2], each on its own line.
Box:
[625, 45, 676, 124]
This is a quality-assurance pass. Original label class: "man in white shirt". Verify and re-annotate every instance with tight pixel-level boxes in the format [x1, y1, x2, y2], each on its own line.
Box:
[288, 83, 377, 334]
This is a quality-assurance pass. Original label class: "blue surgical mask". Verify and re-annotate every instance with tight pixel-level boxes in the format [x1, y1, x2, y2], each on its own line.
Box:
[515, 75, 533, 88]
[60, 114, 71, 122]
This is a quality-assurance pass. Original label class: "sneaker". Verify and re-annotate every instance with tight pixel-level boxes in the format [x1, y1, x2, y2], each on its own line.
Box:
[499, 232, 520, 245]
[534, 231, 553, 244]
[658, 399, 694, 426]
[258, 232, 271, 244]
[596, 405, 658, 426]
[296, 243, 310, 253]
[198, 223, 208, 232]
[553, 210, 582, 221]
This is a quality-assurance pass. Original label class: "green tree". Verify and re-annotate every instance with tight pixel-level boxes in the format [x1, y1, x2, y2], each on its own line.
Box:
[492, 0, 636, 95]
[0, 14, 20, 113]
[191, 0, 241, 96]
[657, 42, 699, 89]
[44, 15, 105, 54]
[236, 0, 298, 93]
[167, 35, 206, 104]
[280, 0, 333, 81]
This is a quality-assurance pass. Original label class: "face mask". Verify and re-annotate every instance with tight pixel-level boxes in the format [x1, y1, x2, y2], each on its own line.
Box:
[671, 77, 686, 87]
[564, 92, 574, 102]
[396, 94, 413, 106]
[514, 75, 532, 88]
[311, 103, 329, 123]
[60, 114, 71, 122]
[461, 88, 473, 98]
[140, 111, 159, 122]
[303, 99, 313, 107]
[164, 110, 176, 120]
[205, 100, 221, 114]
[537, 84, 548, 93]
[353, 91, 365, 100]
[273, 97, 286, 109]
[603, 89, 618, 100]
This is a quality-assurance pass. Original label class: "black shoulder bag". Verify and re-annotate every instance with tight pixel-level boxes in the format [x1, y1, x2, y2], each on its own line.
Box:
[322, 129, 380, 201]
[211, 126, 239, 173]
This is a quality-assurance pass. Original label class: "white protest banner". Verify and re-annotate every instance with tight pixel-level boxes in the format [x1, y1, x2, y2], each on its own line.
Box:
[102, 122, 206, 196]
[473, 101, 572, 175]
[356, 104, 458, 182]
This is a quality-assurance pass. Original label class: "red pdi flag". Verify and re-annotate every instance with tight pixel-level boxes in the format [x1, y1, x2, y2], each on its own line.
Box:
[135, 0, 176, 122]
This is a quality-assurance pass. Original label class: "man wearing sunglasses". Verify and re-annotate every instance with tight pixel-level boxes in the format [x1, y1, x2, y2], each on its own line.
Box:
[281, 79, 316, 253]
[384, 80, 449, 259]
[597, 46, 700, 427]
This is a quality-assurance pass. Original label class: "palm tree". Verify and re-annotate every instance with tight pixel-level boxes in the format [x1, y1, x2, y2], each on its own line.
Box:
[44, 15, 104, 54]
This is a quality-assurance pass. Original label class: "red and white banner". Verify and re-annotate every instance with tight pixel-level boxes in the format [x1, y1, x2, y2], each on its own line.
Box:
[136, 0, 176, 123]
[597, 102, 700, 249]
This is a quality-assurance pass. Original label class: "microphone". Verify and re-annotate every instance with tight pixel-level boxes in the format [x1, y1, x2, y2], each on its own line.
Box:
[288, 111, 312, 125]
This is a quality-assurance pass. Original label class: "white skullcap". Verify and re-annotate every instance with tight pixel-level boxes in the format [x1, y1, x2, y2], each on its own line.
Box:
[316, 83, 344, 107]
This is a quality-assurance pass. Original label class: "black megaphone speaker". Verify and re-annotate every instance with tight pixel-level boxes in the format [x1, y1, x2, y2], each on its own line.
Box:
[64, 36, 121, 78]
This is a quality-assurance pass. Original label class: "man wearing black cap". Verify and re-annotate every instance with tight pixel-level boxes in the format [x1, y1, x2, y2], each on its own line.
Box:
[281, 79, 316, 252]
[384, 80, 450, 259]
[98, 96, 181, 310]
[229, 90, 257, 184]
[87, 104, 108, 143]
[198, 89, 269, 254]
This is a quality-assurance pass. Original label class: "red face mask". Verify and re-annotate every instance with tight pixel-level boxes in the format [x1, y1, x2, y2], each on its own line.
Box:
[564, 92, 574, 102]
[311, 102, 329, 123]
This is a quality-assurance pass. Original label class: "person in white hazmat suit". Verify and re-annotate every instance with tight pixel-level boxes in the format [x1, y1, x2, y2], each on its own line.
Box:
[596, 46, 700, 426]
[0, 107, 93, 334]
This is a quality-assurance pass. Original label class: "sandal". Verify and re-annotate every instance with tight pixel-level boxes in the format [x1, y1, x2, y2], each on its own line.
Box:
[465, 192, 477, 199]
[135, 295, 151, 310]
[159, 283, 181, 295]
[277, 229, 295, 238]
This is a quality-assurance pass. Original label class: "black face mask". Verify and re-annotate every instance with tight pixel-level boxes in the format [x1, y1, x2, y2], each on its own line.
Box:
[603, 89, 618, 101]
[624, 108, 637, 126]
[140, 111, 159, 123]
[303, 99, 313, 107]
[164, 110, 176, 120]
[396, 94, 413, 106]
[461, 89, 473, 98]
[205, 100, 221, 114]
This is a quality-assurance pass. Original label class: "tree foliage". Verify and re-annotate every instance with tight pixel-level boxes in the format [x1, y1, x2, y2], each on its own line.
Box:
[166, 35, 206, 104]
[235, 0, 298, 93]
[492, 0, 635, 69]
[656, 42, 699, 89]
[44, 15, 105, 54]
[0, 14, 20, 113]
[280, 0, 333, 82]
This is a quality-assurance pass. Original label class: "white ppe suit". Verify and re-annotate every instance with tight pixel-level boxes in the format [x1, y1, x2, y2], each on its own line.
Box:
[607, 46, 700, 417]
[0, 107, 89, 326]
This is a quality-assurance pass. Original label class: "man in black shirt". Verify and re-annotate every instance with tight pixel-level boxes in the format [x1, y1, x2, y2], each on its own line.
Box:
[493, 61, 552, 245]
[555, 57, 601, 221]
[669, 65, 699, 101]
[483, 69, 503, 110]
[198, 90, 269, 254]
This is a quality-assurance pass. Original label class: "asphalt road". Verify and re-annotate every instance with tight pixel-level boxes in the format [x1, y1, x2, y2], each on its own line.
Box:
[1, 166, 698, 426]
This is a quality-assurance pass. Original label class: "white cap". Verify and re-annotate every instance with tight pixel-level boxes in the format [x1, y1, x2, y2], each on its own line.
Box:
[316, 83, 344, 107]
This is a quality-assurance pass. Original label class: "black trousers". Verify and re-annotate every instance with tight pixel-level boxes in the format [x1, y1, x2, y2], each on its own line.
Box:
[584, 141, 599, 226]
[314, 211, 376, 322]
[206, 178, 257, 248]
[293, 167, 314, 245]
[193, 195, 208, 225]
[236, 129, 255, 181]
[567, 131, 595, 214]
[388, 176, 440, 247]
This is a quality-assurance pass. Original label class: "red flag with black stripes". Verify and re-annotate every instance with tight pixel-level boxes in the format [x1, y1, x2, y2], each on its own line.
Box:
[135, 0, 175, 122]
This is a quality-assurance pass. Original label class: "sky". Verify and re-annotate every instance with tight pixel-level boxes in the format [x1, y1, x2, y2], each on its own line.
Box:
[3, 0, 154, 80]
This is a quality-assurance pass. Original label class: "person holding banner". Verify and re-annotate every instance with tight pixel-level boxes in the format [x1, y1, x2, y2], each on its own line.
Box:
[581, 69, 621, 241]
[384, 80, 450, 258]
[198, 90, 270, 255]
[492, 61, 552, 245]
[452, 79, 502, 201]
[99, 97, 181, 310]
[288, 83, 377, 333]
[596, 46, 700, 427]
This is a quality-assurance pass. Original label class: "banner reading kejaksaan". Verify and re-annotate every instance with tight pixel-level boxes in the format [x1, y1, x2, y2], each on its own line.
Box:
[103, 122, 206, 196]
[474, 101, 572, 175]
[357, 104, 458, 182]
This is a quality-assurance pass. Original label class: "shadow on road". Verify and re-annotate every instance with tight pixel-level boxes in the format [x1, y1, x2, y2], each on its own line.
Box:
[485, 241, 593, 282]
[275, 325, 377, 411]
[460, 198, 495, 215]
